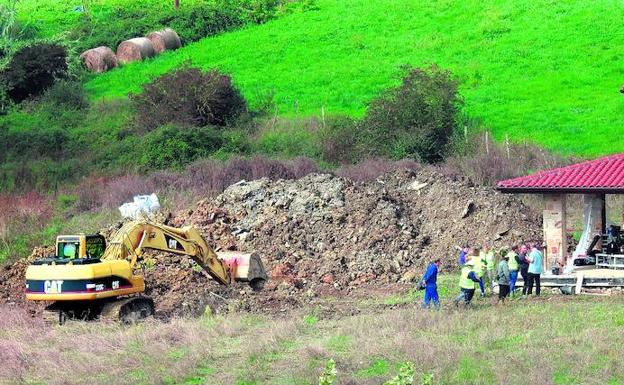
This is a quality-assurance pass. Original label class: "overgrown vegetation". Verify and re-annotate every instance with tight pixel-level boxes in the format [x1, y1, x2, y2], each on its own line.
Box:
[1, 42, 68, 103]
[131, 66, 246, 131]
[14, 0, 312, 54]
[0, 0, 311, 113]
[358, 65, 461, 162]
[3, 283, 624, 384]
[0, 64, 465, 192]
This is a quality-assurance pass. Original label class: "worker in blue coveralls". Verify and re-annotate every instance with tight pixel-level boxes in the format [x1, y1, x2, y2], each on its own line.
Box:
[421, 258, 442, 310]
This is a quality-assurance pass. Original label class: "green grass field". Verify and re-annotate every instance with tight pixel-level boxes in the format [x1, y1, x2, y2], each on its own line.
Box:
[85, 0, 624, 157]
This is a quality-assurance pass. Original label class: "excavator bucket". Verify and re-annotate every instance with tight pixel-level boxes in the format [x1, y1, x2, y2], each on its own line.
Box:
[217, 252, 268, 291]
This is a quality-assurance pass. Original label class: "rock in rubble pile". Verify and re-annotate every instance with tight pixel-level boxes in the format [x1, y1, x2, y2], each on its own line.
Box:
[172, 169, 542, 293]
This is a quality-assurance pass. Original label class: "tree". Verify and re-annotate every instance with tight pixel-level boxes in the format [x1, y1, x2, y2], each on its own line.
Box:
[360, 65, 462, 163]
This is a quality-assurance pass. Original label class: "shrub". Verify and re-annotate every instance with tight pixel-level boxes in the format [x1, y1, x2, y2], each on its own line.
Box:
[0, 191, 53, 262]
[132, 66, 247, 132]
[167, 2, 248, 43]
[40, 80, 89, 111]
[0, 125, 69, 164]
[361, 65, 462, 163]
[319, 116, 359, 164]
[383, 362, 415, 385]
[1, 43, 68, 103]
[166, 0, 288, 43]
[138, 125, 224, 169]
[71, 175, 157, 213]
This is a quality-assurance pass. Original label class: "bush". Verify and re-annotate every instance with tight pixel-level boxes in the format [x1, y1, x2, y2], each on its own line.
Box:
[40, 80, 89, 111]
[1, 43, 68, 103]
[0, 125, 69, 164]
[138, 125, 224, 169]
[132, 66, 247, 132]
[167, 1, 250, 43]
[319, 116, 359, 164]
[361, 65, 462, 163]
[318, 359, 337, 385]
[165, 0, 291, 43]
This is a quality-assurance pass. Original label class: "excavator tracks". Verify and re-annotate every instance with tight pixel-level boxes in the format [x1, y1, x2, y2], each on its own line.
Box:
[43, 297, 155, 325]
[43, 308, 66, 326]
[43, 302, 94, 325]
[100, 297, 155, 324]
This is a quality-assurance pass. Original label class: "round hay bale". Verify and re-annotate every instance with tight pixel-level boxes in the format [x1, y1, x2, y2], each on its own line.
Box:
[116, 37, 156, 64]
[79, 46, 118, 73]
[147, 28, 182, 53]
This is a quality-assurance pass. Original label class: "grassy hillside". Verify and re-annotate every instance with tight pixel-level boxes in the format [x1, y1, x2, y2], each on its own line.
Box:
[86, 0, 624, 156]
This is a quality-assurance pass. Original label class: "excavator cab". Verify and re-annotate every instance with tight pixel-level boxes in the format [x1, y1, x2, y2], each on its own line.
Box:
[57, 234, 106, 260]
[32, 234, 107, 266]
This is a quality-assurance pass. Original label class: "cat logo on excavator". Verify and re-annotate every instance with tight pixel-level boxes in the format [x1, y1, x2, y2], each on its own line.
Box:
[44, 280, 63, 294]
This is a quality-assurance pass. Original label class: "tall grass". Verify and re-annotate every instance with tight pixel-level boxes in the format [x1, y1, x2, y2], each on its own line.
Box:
[85, 0, 624, 157]
[3, 291, 624, 384]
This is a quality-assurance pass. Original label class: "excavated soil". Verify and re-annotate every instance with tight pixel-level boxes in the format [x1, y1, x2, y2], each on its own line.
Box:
[0, 169, 542, 319]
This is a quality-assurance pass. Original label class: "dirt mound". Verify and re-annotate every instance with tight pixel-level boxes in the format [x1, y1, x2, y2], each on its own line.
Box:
[0, 247, 53, 315]
[0, 169, 541, 318]
[172, 169, 541, 292]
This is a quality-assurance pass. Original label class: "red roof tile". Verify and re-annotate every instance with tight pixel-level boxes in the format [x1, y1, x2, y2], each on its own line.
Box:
[497, 154, 624, 193]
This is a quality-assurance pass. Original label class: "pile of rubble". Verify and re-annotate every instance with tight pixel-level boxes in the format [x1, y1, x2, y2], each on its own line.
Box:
[0, 169, 542, 317]
[0, 247, 53, 315]
[171, 169, 541, 295]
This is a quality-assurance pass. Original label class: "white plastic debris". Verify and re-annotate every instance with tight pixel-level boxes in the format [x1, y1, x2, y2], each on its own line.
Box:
[118, 194, 161, 219]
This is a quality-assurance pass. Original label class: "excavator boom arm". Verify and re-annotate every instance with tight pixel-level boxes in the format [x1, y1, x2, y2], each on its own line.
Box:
[102, 221, 233, 285]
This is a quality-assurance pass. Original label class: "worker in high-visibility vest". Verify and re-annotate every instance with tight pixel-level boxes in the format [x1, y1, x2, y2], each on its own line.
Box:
[473, 247, 486, 297]
[506, 245, 520, 295]
[484, 245, 497, 295]
[454, 259, 481, 307]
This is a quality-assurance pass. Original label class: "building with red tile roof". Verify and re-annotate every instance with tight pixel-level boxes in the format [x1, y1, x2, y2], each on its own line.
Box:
[498, 154, 624, 194]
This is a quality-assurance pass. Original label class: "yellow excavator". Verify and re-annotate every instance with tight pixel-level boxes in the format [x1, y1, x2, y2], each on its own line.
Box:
[25, 220, 267, 324]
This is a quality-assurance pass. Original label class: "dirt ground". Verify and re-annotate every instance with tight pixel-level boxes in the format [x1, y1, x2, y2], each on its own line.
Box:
[0, 169, 542, 319]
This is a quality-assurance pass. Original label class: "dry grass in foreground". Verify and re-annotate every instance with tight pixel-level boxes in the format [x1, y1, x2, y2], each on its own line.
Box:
[2, 289, 624, 385]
